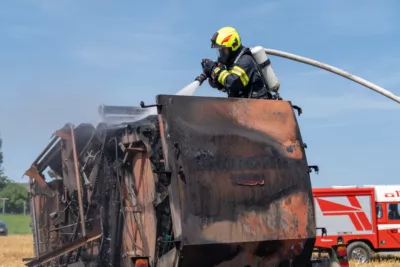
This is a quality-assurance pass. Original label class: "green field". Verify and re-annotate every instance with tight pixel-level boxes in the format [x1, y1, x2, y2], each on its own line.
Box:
[0, 214, 32, 235]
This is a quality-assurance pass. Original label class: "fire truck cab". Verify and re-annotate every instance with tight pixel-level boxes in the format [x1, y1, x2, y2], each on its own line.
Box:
[313, 185, 400, 262]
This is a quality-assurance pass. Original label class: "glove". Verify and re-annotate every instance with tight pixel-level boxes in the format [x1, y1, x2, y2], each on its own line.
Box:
[208, 79, 226, 92]
[209, 64, 227, 92]
[201, 59, 217, 77]
[210, 64, 226, 81]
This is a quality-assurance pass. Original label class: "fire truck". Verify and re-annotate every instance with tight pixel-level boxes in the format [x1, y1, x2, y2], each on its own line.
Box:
[313, 185, 400, 262]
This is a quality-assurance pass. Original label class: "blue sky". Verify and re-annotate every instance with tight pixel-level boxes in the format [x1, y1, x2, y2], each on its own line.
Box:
[0, 0, 399, 187]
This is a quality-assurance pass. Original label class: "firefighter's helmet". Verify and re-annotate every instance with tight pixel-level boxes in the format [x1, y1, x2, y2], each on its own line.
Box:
[211, 26, 242, 65]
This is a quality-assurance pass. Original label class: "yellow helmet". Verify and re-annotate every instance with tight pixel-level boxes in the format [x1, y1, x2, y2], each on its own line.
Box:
[211, 26, 242, 64]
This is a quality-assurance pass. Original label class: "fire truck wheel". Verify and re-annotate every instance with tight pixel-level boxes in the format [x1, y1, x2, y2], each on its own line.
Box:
[347, 241, 372, 263]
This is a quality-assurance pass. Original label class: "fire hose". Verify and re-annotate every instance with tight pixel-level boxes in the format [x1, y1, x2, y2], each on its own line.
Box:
[196, 48, 400, 104]
[263, 48, 400, 104]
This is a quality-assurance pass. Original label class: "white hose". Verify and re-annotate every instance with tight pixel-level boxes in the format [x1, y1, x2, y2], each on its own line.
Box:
[263, 48, 400, 104]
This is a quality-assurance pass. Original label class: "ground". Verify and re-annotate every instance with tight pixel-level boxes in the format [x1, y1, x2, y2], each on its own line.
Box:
[1, 236, 399, 267]
[0, 235, 33, 267]
[0, 215, 398, 266]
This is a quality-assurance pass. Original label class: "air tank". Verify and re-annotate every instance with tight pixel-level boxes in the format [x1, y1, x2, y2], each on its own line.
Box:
[251, 46, 280, 92]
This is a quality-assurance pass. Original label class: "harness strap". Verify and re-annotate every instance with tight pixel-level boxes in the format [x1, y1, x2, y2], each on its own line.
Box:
[232, 47, 271, 99]
[259, 58, 271, 68]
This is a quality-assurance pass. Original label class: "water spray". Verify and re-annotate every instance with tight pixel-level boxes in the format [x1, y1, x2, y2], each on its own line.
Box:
[99, 79, 203, 123]
[100, 46, 400, 124]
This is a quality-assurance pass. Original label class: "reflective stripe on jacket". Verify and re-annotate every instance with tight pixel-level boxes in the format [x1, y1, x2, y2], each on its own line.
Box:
[218, 47, 265, 98]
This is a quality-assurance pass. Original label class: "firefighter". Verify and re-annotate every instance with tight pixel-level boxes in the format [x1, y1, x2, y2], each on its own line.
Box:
[196, 26, 271, 99]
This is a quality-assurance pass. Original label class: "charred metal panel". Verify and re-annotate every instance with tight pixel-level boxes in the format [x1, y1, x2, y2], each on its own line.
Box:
[157, 95, 316, 265]
[25, 98, 317, 266]
[60, 134, 78, 191]
[30, 180, 64, 256]
[157, 115, 183, 242]
[42, 124, 95, 177]
[131, 152, 157, 264]
[59, 124, 95, 191]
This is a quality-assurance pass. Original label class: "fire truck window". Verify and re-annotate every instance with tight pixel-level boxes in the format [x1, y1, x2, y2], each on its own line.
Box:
[376, 204, 382, 219]
[388, 204, 400, 220]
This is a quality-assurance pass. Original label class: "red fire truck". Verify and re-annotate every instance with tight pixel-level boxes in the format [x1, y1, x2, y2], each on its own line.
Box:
[313, 185, 400, 262]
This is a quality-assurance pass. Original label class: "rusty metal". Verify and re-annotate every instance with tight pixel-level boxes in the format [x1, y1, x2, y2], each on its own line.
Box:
[25, 231, 102, 267]
[22, 258, 35, 262]
[68, 123, 86, 237]
[24, 95, 317, 266]
[55, 129, 71, 140]
[25, 165, 48, 188]
[155, 94, 315, 266]
[28, 177, 40, 258]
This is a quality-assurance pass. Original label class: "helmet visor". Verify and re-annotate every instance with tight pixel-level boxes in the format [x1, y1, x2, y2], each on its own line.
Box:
[215, 47, 230, 64]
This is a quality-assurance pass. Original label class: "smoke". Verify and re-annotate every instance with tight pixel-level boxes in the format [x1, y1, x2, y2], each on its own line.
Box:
[0, 76, 202, 181]
[2, 89, 103, 130]
[0, 83, 107, 180]
[100, 80, 201, 125]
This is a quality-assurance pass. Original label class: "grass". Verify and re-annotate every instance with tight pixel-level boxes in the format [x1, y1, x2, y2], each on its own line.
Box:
[0, 214, 31, 235]
[0, 235, 399, 266]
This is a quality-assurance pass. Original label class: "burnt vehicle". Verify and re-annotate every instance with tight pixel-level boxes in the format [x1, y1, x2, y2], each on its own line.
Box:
[24, 95, 317, 267]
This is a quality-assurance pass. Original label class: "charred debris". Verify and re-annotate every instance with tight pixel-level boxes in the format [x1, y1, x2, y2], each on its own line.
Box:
[24, 94, 318, 267]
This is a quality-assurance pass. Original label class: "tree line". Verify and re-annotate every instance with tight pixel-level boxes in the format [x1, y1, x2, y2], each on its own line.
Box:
[0, 135, 30, 214]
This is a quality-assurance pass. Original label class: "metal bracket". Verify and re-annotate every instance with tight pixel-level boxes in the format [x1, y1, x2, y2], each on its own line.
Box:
[272, 92, 283, 100]
[316, 227, 327, 237]
[292, 105, 302, 116]
[140, 101, 159, 109]
[308, 165, 319, 174]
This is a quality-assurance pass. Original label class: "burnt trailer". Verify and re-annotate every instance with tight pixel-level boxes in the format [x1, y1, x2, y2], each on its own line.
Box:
[24, 95, 317, 267]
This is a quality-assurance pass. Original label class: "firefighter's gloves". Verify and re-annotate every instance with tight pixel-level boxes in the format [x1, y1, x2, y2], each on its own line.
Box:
[210, 64, 226, 81]
[201, 58, 217, 78]
[208, 79, 225, 92]
[200, 58, 226, 92]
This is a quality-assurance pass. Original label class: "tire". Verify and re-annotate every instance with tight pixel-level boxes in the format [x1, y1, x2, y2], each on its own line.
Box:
[347, 241, 373, 263]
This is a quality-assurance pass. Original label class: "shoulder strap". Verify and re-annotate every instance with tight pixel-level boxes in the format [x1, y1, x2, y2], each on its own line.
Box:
[233, 47, 249, 65]
[247, 49, 270, 91]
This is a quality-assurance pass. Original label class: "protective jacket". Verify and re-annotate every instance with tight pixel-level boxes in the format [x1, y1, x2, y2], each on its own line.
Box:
[217, 46, 269, 99]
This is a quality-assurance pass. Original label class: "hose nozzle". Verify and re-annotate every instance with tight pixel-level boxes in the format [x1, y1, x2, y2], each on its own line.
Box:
[195, 73, 207, 85]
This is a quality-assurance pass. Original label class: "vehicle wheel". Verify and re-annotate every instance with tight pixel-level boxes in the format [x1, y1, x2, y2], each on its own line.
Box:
[347, 241, 372, 263]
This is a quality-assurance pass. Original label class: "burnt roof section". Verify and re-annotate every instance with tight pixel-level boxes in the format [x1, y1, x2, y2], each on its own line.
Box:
[30, 123, 96, 178]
